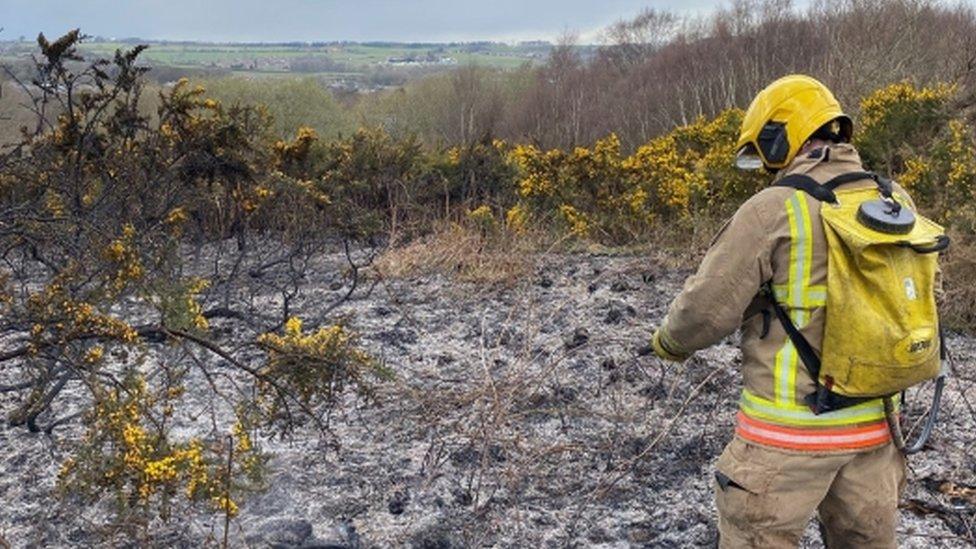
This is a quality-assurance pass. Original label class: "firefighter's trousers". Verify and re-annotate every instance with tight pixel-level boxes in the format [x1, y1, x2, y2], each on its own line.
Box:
[714, 437, 906, 548]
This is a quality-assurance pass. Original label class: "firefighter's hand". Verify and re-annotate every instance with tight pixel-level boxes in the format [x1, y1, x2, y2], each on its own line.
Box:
[649, 329, 689, 362]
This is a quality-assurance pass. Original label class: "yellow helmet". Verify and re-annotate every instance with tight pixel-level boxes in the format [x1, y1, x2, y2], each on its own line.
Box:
[735, 74, 852, 171]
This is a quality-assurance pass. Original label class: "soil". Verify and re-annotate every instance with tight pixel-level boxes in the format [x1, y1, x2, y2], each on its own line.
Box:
[2, 250, 975, 548]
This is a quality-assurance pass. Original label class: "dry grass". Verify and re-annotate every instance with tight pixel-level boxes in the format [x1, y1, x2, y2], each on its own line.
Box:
[376, 214, 976, 335]
[375, 222, 544, 285]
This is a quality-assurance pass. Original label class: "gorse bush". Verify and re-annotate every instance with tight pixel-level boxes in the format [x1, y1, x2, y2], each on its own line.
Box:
[851, 81, 976, 236]
[859, 82, 976, 233]
[58, 375, 266, 521]
[0, 31, 390, 537]
[506, 110, 767, 241]
[505, 83, 975, 246]
[855, 81, 958, 175]
[257, 317, 389, 415]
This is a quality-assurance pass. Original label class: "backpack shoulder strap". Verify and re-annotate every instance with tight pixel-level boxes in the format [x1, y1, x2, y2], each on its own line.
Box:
[762, 283, 821, 383]
[823, 171, 894, 197]
[774, 171, 890, 203]
[773, 174, 838, 203]
[763, 282, 880, 414]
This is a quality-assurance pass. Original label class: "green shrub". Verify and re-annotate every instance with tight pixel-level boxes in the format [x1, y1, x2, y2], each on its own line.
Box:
[198, 76, 356, 139]
[855, 81, 956, 174]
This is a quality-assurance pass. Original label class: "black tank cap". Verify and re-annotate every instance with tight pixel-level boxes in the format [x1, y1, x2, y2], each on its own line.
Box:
[857, 199, 916, 235]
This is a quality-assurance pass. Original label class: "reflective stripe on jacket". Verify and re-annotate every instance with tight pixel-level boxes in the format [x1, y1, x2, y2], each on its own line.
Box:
[659, 144, 908, 453]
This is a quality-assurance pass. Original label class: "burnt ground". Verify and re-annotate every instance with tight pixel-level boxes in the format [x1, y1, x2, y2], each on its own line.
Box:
[2, 250, 976, 548]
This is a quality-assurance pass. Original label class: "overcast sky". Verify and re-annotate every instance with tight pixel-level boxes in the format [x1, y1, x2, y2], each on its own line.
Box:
[0, 1, 805, 43]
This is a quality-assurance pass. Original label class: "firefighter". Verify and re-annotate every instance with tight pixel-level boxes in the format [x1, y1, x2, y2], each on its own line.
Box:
[651, 75, 907, 548]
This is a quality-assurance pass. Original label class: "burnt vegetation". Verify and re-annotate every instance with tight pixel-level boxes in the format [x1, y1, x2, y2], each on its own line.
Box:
[0, 29, 392, 536]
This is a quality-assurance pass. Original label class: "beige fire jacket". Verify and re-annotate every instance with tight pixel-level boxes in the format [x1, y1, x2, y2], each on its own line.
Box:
[657, 143, 912, 452]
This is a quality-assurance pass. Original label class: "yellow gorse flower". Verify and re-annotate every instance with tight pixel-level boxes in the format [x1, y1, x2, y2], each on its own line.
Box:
[505, 204, 530, 233]
[166, 207, 188, 225]
[284, 316, 303, 337]
[504, 108, 764, 238]
[83, 345, 104, 364]
[859, 81, 956, 128]
[466, 205, 495, 227]
[60, 376, 262, 516]
[257, 317, 378, 409]
[559, 204, 590, 237]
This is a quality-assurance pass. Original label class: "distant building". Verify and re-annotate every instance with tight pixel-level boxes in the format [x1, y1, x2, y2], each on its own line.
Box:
[386, 53, 457, 66]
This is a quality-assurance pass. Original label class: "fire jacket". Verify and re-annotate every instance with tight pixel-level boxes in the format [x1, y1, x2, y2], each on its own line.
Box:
[658, 144, 908, 452]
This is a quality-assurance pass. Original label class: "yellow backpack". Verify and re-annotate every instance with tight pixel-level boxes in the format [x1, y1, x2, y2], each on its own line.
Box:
[768, 171, 948, 415]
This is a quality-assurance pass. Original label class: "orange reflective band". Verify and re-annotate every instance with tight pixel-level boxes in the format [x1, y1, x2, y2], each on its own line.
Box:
[735, 412, 891, 451]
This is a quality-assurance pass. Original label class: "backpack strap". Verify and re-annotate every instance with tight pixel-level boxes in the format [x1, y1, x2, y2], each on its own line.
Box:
[808, 382, 880, 413]
[763, 282, 880, 414]
[762, 283, 821, 384]
[774, 171, 892, 204]
[773, 174, 838, 203]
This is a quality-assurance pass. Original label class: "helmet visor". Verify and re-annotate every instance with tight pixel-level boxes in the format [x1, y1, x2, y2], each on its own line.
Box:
[735, 144, 764, 170]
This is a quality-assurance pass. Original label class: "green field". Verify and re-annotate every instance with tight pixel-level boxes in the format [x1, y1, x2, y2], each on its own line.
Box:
[0, 39, 554, 85]
[40, 41, 538, 68]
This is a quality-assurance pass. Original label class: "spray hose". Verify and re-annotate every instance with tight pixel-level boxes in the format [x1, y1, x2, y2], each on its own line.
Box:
[885, 328, 950, 455]
[884, 373, 946, 455]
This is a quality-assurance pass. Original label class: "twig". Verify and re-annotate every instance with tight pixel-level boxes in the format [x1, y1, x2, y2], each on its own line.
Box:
[591, 361, 725, 500]
[222, 434, 233, 549]
[165, 327, 331, 439]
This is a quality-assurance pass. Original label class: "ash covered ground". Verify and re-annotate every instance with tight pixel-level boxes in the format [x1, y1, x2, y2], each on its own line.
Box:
[2, 249, 975, 548]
